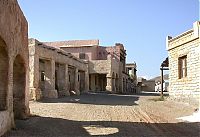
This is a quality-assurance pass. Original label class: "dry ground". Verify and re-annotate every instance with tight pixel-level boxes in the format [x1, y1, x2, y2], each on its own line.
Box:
[3, 92, 200, 137]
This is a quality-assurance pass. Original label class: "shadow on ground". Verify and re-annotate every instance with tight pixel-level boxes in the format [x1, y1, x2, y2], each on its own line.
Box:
[39, 92, 141, 106]
[3, 116, 200, 137]
[39, 92, 168, 106]
[136, 91, 169, 97]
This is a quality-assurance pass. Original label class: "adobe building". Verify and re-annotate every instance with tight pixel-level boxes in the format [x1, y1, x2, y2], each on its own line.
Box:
[166, 21, 200, 106]
[0, 0, 30, 135]
[29, 39, 89, 100]
[44, 40, 137, 94]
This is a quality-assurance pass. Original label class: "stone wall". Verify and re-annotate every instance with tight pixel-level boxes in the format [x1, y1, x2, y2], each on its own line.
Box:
[0, 0, 29, 135]
[89, 57, 111, 74]
[167, 21, 200, 106]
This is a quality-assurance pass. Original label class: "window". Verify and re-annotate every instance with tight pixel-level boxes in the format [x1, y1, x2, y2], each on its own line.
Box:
[79, 53, 85, 59]
[41, 71, 45, 81]
[178, 55, 187, 79]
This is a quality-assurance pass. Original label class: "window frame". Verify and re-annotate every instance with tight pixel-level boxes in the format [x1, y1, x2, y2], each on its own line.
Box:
[178, 55, 187, 79]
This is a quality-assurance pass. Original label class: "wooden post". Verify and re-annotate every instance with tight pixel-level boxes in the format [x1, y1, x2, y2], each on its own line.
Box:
[160, 67, 164, 98]
[160, 57, 169, 98]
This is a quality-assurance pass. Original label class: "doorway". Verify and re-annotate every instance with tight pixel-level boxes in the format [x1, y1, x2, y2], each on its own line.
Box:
[13, 55, 26, 119]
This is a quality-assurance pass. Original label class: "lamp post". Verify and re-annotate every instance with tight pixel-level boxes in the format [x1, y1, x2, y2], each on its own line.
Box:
[160, 66, 164, 97]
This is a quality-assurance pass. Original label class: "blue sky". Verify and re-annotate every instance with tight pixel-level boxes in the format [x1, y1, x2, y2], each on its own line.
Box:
[18, 0, 199, 79]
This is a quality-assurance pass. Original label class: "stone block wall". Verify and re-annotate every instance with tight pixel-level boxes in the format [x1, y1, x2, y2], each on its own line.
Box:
[167, 21, 200, 106]
[89, 59, 111, 74]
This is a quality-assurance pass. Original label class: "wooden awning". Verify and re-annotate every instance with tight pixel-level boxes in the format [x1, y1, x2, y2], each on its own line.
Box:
[161, 57, 169, 68]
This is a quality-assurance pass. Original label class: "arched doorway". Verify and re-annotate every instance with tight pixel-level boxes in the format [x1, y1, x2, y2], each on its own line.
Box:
[0, 37, 8, 111]
[13, 55, 26, 119]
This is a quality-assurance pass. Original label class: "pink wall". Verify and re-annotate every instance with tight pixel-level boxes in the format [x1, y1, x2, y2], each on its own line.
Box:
[60, 43, 126, 61]
[61, 46, 97, 60]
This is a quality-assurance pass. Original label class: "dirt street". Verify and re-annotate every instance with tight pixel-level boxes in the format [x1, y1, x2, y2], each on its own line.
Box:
[3, 92, 200, 137]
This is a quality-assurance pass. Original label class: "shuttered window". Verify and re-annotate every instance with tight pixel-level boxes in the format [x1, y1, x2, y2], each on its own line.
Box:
[178, 55, 187, 79]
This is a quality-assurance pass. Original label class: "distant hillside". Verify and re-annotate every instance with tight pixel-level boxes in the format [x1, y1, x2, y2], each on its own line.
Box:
[149, 74, 169, 82]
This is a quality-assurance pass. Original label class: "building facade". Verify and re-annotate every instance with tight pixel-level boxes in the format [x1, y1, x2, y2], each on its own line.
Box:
[126, 63, 137, 93]
[167, 21, 200, 106]
[29, 39, 89, 100]
[0, 0, 30, 135]
[44, 40, 137, 94]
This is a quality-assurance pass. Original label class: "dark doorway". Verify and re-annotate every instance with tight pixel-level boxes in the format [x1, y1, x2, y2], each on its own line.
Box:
[0, 37, 8, 110]
[13, 55, 26, 119]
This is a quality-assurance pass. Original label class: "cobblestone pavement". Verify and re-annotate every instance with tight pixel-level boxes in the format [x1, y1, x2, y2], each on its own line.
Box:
[3, 92, 200, 137]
